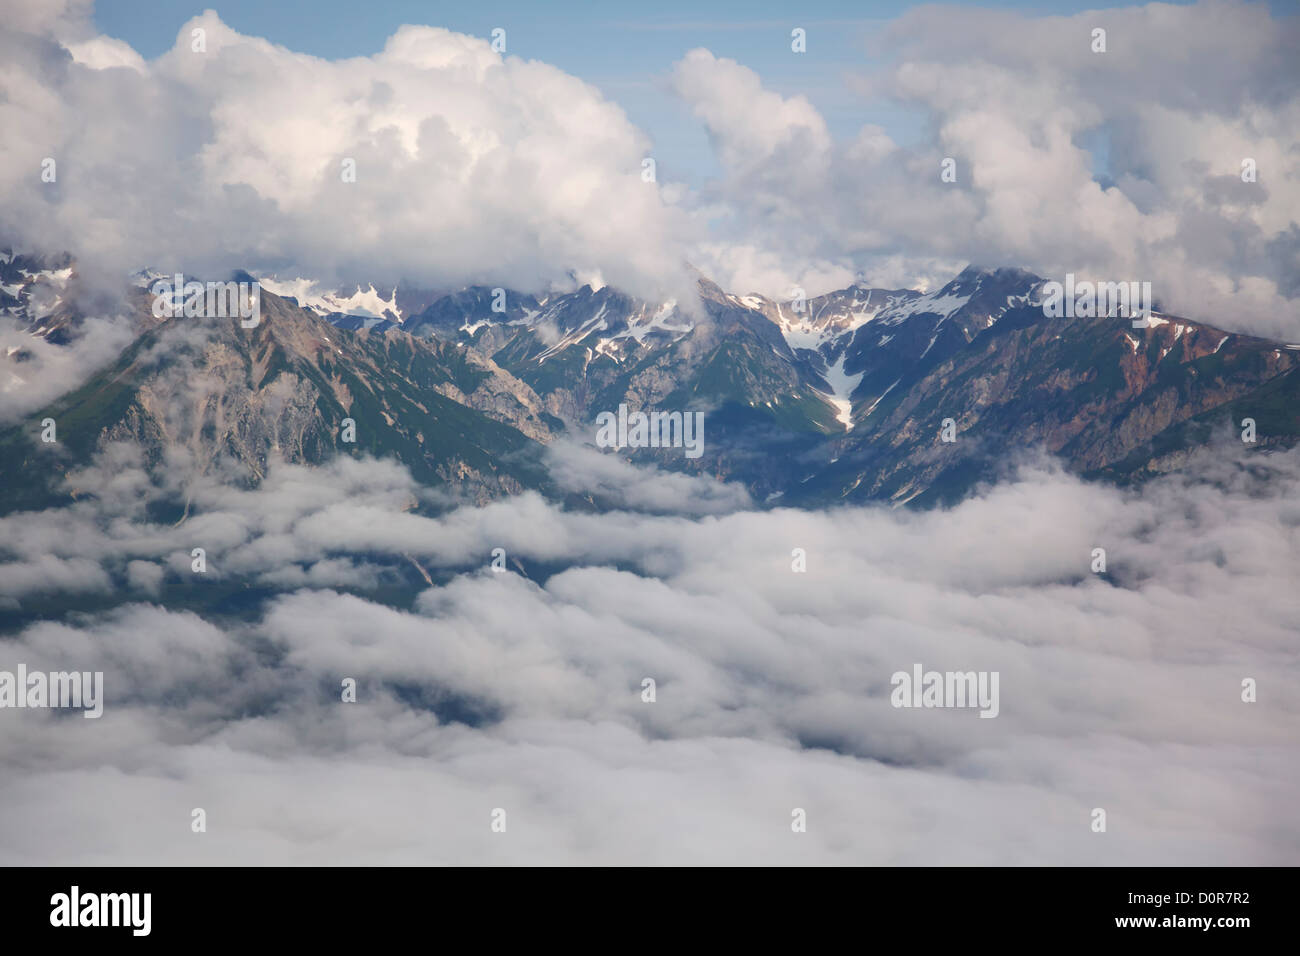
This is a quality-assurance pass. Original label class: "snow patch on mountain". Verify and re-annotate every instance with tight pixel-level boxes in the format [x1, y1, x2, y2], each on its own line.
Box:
[260, 277, 402, 321]
[865, 378, 902, 417]
[537, 308, 611, 362]
[817, 353, 864, 430]
[880, 289, 972, 325]
[2, 264, 75, 323]
[773, 290, 883, 354]
[621, 300, 690, 342]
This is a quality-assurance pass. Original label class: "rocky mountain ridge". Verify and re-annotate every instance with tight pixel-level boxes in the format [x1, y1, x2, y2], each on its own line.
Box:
[3, 256, 1298, 514]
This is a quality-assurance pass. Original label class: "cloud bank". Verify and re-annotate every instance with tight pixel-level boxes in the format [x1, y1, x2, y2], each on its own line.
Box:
[0, 6, 697, 304]
[2, 1, 1296, 340]
[0, 440, 1296, 864]
[674, 1, 1300, 337]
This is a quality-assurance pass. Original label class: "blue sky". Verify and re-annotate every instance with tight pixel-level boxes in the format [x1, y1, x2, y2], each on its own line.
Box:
[93, 0, 1246, 184]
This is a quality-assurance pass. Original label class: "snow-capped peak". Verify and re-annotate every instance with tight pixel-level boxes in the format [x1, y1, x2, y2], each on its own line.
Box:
[258, 277, 403, 321]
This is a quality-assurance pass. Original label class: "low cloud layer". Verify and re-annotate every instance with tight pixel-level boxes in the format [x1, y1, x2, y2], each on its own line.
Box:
[0, 439, 1296, 864]
[0, 313, 134, 423]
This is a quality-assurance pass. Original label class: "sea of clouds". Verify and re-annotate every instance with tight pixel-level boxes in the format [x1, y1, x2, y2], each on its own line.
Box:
[0, 439, 1296, 864]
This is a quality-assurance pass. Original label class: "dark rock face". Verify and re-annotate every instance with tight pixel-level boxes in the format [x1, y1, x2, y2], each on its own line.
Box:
[0, 287, 556, 514]
[4, 261, 1298, 514]
[390, 267, 1298, 506]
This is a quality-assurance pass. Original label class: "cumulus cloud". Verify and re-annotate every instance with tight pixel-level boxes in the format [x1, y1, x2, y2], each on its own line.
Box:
[673, 1, 1300, 337]
[542, 439, 753, 514]
[0, 439, 1297, 863]
[0, 8, 698, 305]
[0, 0, 94, 42]
[1, 0, 1295, 343]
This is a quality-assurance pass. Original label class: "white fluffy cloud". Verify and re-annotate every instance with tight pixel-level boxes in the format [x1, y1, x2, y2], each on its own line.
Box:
[1, 1, 1295, 338]
[0, 440, 1297, 863]
[673, 1, 1300, 337]
[0, 8, 698, 304]
[0, 312, 135, 423]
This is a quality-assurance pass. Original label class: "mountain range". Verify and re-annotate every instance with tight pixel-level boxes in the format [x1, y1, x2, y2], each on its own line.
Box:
[4, 252, 1299, 516]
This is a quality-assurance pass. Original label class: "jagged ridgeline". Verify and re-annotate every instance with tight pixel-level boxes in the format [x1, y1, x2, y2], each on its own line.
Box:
[3, 262, 1299, 516]
[0, 283, 558, 516]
